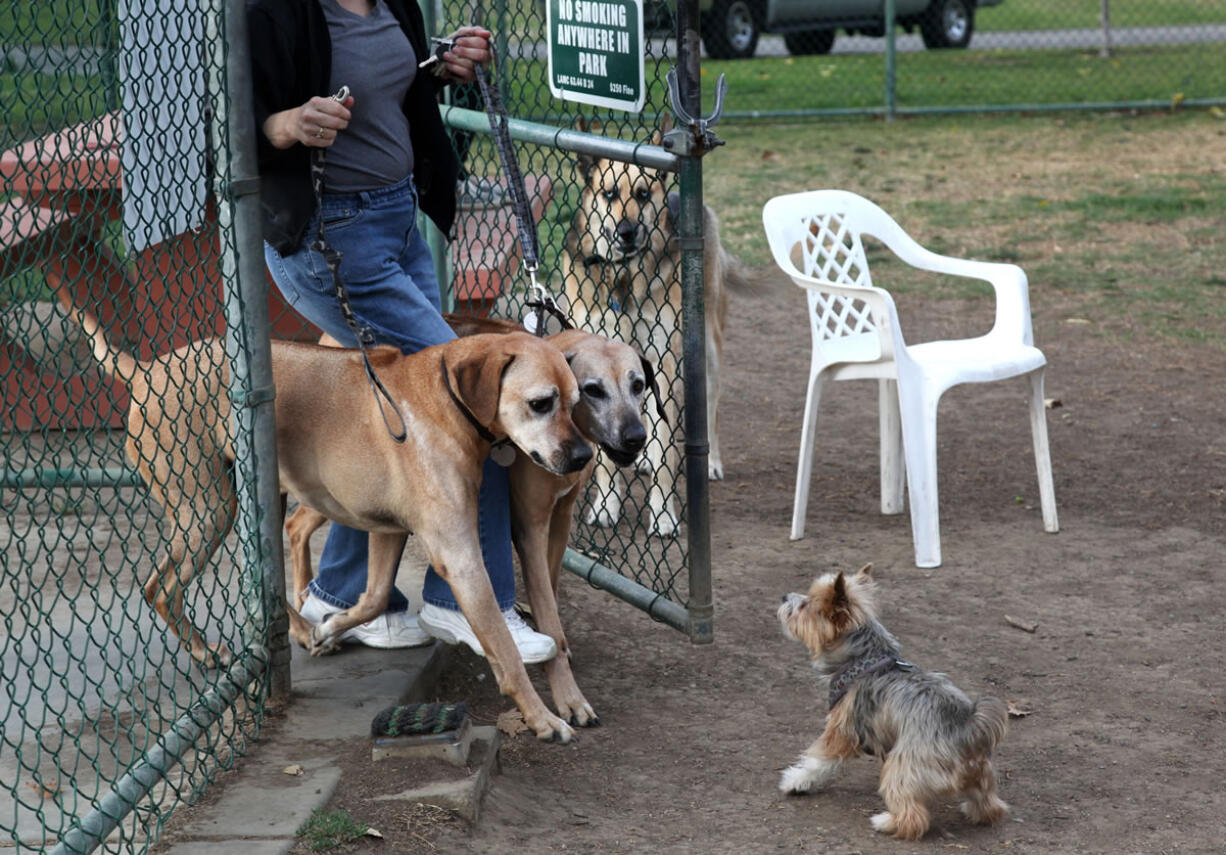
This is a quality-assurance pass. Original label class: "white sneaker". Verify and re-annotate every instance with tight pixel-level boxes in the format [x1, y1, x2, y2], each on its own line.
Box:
[298, 591, 433, 649]
[418, 603, 558, 664]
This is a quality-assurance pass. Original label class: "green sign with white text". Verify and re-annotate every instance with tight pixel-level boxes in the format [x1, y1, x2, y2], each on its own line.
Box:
[547, 0, 645, 112]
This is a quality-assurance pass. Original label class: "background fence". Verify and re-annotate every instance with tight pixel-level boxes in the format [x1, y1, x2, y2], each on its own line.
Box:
[697, 0, 1226, 116]
[2, 1, 283, 852]
[5, 0, 1222, 851]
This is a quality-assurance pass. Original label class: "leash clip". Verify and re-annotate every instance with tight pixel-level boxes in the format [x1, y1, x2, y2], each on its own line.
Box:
[330, 85, 350, 102]
[419, 37, 455, 71]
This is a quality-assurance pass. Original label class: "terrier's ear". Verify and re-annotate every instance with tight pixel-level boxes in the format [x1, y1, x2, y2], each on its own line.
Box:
[855, 563, 873, 579]
[828, 572, 855, 632]
[831, 572, 848, 602]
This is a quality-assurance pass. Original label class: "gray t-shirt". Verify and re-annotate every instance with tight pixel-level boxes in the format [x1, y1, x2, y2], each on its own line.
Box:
[320, 0, 416, 192]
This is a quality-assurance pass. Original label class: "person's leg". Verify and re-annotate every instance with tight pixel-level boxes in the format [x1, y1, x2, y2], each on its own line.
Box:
[264, 178, 523, 631]
[264, 180, 451, 615]
[421, 456, 516, 611]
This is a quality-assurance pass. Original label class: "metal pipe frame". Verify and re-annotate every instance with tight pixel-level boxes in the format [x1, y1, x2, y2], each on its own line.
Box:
[673, 0, 714, 644]
[438, 104, 683, 173]
[208, 0, 290, 702]
[47, 651, 268, 855]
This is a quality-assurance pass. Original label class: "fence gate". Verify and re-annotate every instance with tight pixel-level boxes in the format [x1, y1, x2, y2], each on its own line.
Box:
[1, 1, 284, 852]
[2, 0, 714, 851]
[433, 0, 717, 642]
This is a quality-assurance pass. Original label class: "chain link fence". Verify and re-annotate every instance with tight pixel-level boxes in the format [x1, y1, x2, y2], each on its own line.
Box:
[694, 0, 1226, 115]
[4, 0, 712, 849]
[434, 0, 711, 631]
[2, 1, 282, 851]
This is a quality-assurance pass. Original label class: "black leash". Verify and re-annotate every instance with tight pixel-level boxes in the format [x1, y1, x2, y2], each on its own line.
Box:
[470, 49, 571, 337]
[310, 85, 408, 444]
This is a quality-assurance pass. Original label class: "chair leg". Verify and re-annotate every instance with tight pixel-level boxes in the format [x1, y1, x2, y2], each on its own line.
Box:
[897, 379, 942, 568]
[878, 379, 905, 515]
[1028, 368, 1060, 533]
[791, 370, 825, 541]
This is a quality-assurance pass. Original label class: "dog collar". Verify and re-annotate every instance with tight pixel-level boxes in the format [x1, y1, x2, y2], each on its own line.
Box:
[828, 653, 916, 708]
[440, 355, 498, 444]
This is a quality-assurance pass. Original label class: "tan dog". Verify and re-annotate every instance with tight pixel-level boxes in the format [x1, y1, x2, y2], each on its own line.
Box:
[65, 299, 591, 742]
[287, 316, 661, 726]
[562, 118, 751, 536]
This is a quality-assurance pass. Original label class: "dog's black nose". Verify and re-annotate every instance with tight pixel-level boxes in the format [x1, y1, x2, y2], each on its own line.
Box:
[780, 595, 789, 604]
[616, 220, 638, 245]
[565, 441, 593, 474]
[621, 421, 646, 453]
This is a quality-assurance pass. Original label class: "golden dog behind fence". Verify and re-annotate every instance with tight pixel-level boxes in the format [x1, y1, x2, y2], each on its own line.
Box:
[562, 118, 754, 537]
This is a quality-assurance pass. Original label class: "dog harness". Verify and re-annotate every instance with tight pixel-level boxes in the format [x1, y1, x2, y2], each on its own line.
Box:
[827, 653, 916, 708]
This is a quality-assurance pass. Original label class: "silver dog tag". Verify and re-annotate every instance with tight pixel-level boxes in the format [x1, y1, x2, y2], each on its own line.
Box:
[490, 443, 517, 467]
[522, 311, 540, 335]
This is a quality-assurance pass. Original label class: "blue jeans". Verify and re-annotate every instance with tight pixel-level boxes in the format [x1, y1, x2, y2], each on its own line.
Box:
[264, 173, 515, 613]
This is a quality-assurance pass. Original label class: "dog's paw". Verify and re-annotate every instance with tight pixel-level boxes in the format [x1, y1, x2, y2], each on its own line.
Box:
[961, 794, 1009, 825]
[585, 495, 622, 528]
[561, 700, 600, 728]
[779, 764, 814, 794]
[708, 458, 724, 481]
[649, 506, 679, 538]
[530, 712, 577, 744]
[779, 756, 837, 794]
[635, 456, 655, 475]
[308, 626, 342, 657]
[194, 641, 232, 671]
[869, 812, 896, 834]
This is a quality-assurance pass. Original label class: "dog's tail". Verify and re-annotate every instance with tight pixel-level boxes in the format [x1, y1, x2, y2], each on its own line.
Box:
[967, 695, 1009, 752]
[55, 288, 138, 383]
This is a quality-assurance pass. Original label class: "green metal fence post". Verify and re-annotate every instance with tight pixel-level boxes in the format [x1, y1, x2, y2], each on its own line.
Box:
[885, 0, 897, 120]
[209, 0, 291, 700]
[674, 0, 714, 645]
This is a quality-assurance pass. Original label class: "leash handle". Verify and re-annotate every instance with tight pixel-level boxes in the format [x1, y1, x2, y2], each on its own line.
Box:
[310, 85, 408, 444]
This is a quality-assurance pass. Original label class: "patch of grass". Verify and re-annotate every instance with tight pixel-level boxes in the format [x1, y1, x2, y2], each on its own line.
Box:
[704, 43, 1226, 116]
[703, 110, 1226, 347]
[296, 808, 369, 852]
[978, 0, 1226, 32]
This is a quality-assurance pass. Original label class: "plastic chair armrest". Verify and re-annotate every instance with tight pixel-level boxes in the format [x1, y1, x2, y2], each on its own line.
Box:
[891, 244, 1034, 346]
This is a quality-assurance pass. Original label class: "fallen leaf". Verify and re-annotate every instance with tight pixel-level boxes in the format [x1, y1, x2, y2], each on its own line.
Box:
[1210, 105, 1225, 119]
[1006, 699, 1032, 718]
[26, 779, 60, 799]
[1171, 92, 1185, 108]
[1005, 614, 1038, 633]
[282, 764, 305, 776]
[1064, 318, 1091, 325]
[497, 709, 529, 737]
[1044, 398, 1062, 409]
[364, 827, 384, 838]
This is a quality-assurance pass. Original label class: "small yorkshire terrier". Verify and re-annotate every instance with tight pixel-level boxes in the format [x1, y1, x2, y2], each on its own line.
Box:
[777, 563, 1009, 840]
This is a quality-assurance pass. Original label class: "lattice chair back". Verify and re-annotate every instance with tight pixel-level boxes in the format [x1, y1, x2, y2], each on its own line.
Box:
[763, 191, 902, 369]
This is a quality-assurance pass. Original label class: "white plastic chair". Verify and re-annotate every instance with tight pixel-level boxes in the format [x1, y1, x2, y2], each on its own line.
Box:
[762, 189, 1058, 568]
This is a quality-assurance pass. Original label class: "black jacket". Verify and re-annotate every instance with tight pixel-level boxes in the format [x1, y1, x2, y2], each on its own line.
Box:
[247, 0, 459, 253]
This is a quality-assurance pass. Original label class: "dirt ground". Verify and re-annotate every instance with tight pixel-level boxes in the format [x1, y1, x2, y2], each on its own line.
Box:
[260, 112, 1226, 854]
[289, 230, 1226, 854]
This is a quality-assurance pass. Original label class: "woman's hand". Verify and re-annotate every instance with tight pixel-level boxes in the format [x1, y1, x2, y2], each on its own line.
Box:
[263, 94, 356, 150]
[439, 26, 492, 83]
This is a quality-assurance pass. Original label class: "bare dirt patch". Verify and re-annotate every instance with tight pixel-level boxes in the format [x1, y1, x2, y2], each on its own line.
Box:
[267, 112, 1226, 854]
